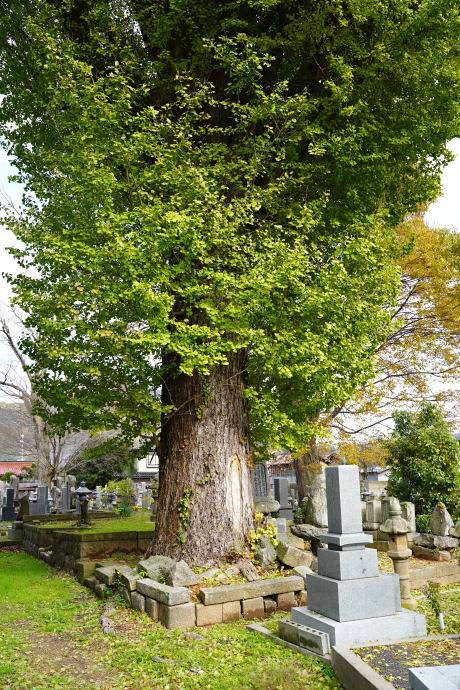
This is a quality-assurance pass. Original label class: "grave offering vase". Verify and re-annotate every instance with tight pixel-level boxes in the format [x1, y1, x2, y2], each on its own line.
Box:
[380, 498, 417, 611]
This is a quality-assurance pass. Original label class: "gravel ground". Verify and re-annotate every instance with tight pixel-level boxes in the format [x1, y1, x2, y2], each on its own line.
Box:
[356, 638, 460, 689]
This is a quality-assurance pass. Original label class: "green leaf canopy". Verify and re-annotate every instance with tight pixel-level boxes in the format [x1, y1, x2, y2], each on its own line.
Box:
[1, 0, 459, 455]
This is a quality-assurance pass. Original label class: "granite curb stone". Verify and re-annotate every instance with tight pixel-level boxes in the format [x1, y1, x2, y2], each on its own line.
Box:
[199, 575, 303, 605]
[159, 602, 196, 629]
[136, 578, 190, 605]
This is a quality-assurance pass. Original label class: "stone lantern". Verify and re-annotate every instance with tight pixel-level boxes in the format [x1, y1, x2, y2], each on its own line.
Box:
[73, 481, 93, 526]
[380, 497, 417, 610]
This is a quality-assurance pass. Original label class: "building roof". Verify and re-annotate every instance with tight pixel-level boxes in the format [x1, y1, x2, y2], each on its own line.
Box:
[0, 461, 34, 475]
[267, 447, 342, 467]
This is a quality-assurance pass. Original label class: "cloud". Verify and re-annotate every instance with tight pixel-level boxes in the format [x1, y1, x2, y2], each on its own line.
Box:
[425, 138, 460, 231]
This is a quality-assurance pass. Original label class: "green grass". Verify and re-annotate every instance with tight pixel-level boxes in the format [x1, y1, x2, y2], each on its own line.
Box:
[39, 510, 153, 533]
[0, 550, 342, 690]
[414, 585, 460, 635]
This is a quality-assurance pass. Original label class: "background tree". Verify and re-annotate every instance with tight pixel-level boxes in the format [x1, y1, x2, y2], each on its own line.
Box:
[71, 436, 137, 488]
[333, 216, 460, 446]
[385, 402, 460, 519]
[0, 309, 115, 485]
[0, 310, 73, 484]
[1, 1, 460, 563]
[273, 216, 460, 498]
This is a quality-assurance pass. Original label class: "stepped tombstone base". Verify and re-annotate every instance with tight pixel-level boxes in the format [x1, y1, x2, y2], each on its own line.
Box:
[305, 571, 401, 622]
[282, 465, 427, 651]
[291, 606, 427, 647]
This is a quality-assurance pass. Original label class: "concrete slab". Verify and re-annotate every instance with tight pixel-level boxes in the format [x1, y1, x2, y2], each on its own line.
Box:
[246, 622, 332, 666]
[291, 607, 427, 646]
[332, 646, 397, 690]
[409, 665, 460, 690]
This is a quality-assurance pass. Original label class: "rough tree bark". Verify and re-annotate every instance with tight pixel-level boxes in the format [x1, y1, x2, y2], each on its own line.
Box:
[146, 349, 253, 565]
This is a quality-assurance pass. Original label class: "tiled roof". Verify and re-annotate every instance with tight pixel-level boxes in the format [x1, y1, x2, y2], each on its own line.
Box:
[0, 461, 34, 475]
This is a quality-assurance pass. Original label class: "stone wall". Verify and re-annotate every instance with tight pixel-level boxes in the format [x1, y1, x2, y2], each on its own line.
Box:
[23, 511, 112, 524]
[22, 524, 154, 573]
[408, 562, 460, 589]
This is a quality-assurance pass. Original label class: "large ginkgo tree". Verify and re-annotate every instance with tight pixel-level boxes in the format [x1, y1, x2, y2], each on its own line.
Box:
[1, 0, 459, 563]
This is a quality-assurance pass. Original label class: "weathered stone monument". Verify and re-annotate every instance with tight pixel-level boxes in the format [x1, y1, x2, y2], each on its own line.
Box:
[287, 465, 426, 646]
[430, 502, 454, 536]
[252, 463, 280, 515]
[68, 475, 77, 508]
[9, 474, 19, 499]
[253, 462, 270, 500]
[16, 493, 30, 520]
[305, 471, 328, 528]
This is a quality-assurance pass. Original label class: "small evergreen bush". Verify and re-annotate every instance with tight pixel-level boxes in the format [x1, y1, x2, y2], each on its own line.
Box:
[385, 403, 460, 519]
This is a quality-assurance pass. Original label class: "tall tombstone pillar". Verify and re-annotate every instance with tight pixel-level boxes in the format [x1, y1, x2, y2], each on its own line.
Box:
[290, 465, 427, 647]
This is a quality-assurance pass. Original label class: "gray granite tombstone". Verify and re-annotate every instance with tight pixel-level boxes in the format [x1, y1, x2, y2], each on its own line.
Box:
[273, 477, 293, 519]
[290, 464, 427, 646]
[363, 499, 382, 530]
[35, 486, 48, 515]
[2, 488, 16, 522]
[61, 481, 71, 510]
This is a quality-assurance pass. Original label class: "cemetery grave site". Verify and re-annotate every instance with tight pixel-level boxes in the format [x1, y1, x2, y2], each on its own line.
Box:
[4, 2, 460, 689]
[1, 463, 460, 689]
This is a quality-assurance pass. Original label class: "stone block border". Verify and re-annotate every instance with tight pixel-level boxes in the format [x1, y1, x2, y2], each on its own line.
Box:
[84, 562, 305, 629]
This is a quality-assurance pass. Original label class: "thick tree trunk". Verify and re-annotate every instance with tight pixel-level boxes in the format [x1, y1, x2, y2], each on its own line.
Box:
[146, 349, 253, 565]
[293, 437, 321, 504]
